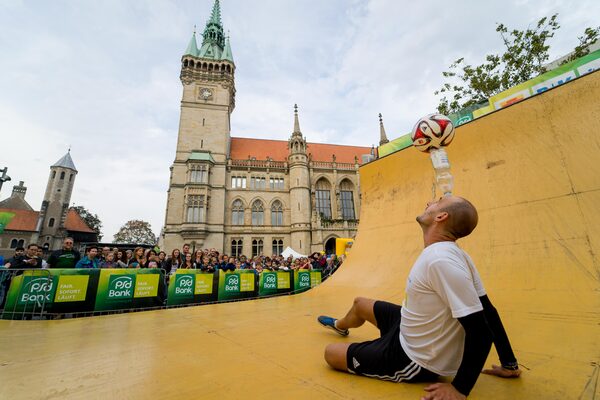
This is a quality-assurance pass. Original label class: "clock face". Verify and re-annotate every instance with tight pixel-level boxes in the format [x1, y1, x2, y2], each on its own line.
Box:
[200, 88, 212, 100]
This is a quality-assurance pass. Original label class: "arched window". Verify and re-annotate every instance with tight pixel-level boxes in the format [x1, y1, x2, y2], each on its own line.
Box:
[189, 60, 195, 67]
[17, 239, 25, 248]
[48, 218, 55, 228]
[60, 171, 65, 180]
[251, 200, 264, 225]
[69, 174, 73, 182]
[231, 239, 243, 258]
[271, 200, 283, 226]
[272, 239, 284, 256]
[252, 239, 264, 257]
[340, 179, 356, 220]
[315, 178, 332, 219]
[183, 59, 188, 67]
[232, 200, 244, 225]
[10, 239, 18, 249]
[52, 171, 56, 179]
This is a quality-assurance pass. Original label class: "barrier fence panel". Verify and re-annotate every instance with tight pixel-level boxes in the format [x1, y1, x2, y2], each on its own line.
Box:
[94, 268, 165, 312]
[1, 269, 56, 320]
[167, 270, 218, 306]
[217, 270, 258, 301]
[259, 270, 293, 296]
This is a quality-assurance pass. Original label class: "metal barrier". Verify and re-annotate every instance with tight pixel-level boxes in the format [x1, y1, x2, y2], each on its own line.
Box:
[0, 268, 54, 320]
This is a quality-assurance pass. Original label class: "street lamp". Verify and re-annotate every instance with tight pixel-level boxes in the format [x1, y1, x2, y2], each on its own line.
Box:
[0, 167, 11, 194]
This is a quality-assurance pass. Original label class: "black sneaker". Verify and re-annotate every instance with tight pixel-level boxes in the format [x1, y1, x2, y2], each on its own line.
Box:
[317, 315, 349, 336]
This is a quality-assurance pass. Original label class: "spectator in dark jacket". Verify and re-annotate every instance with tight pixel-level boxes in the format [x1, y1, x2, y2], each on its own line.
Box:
[10, 244, 41, 269]
[47, 237, 81, 269]
[75, 246, 99, 269]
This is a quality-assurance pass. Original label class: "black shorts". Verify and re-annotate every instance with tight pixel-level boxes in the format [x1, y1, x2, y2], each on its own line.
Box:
[346, 301, 438, 383]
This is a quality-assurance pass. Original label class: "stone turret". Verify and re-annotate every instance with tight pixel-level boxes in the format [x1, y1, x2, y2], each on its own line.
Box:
[288, 105, 311, 253]
[379, 113, 389, 146]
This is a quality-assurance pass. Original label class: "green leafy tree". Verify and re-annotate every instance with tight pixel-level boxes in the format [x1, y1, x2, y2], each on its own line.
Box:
[435, 14, 599, 115]
[71, 205, 103, 241]
[113, 220, 157, 245]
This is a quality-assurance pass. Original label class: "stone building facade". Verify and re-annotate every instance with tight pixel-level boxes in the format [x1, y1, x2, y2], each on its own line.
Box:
[160, 1, 379, 256]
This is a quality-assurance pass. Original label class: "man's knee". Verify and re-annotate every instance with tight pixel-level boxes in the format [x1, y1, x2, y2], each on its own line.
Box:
[324, 343, 350, 371]
[353, 297, 376, 317]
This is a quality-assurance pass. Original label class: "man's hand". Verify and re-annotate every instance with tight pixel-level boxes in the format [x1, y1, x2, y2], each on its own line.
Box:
[421, 383, 466, 400]
[482, 364, 521, 378]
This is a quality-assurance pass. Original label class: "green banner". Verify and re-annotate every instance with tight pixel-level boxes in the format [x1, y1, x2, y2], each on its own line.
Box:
[258, 271, 293, 296]
[217, 270, 257, 301]
[94, 268, 165, 311]
[2, 269, 99, 319]
[293, 270, 312, 293]
[167, 270, 218, 306]
[310, 270, 322, 287]
[0, 212, 16, 234]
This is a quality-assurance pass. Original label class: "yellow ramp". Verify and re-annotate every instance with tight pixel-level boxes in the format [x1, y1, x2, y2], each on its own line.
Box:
[1, 71, 599, 399]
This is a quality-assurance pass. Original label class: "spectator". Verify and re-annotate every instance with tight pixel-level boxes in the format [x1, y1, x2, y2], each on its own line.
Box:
[9, 244, 41, 269]
[221, 257, 236, 272]
[101, 246, 111, 262]
[166, 249, 182, 275]
[126, 249, 133, 261]
[181, 253, 194, 269]
[75, 246, 99, 269]
[198, 256, 215, 273]
[182, 243, 191, 259]
[193, 250, 203, 267]
[144, 249, 158, 268]
[47, 237, 81, 269]
[115, 250, 128, 268]
[36, 247, 49, 269]
[157, 251, 167, 269]
[129, 247, 145, 268]
[99, 252, 117, 268]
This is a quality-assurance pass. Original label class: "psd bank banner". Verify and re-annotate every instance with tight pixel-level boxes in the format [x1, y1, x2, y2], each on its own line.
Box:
[2, 269, 99, 319]
[258, 271, 292, 296]
[94, 268, 165, 311]
[167, 271, 218, 306]
[217, 270, 257, 301]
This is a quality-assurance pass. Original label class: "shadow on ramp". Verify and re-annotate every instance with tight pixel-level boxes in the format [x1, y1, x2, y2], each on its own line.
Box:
[0, 72, 599, 399]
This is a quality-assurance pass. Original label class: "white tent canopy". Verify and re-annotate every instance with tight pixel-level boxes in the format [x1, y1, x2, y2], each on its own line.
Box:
[281, 246, 307, 259]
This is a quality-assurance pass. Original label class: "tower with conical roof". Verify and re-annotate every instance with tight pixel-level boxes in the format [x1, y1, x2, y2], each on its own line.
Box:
[33, 151, 78, 249]
[288, 105, 312, 253]
[163, 0, 236, 251]
[379, 113, 389, 146]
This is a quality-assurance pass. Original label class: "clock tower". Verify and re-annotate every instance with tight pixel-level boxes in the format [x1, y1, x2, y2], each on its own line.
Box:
[162, 0, 236, 251]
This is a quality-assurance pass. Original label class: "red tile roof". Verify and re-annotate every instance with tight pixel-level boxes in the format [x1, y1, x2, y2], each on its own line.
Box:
[65, 209, 96, 233]
[0, 208, 95, 233]
[0, 209, 39, 232]
[230, 137, 372, 164]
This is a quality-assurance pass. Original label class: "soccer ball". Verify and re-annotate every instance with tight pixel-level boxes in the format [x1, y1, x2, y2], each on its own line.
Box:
[411, 114, 455, 152]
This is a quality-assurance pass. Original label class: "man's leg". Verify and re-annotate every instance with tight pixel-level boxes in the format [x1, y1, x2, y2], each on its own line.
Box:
[323, 297, 378, 371]
[335, 297, 378, 330]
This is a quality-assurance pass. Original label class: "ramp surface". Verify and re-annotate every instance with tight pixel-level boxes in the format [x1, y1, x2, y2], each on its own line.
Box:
[1, 72, 599, 399]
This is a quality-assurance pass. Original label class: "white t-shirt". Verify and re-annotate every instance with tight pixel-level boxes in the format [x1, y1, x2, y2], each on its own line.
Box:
[400, 241, 486, 376]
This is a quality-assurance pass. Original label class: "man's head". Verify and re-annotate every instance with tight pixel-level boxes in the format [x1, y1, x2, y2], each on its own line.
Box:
[26, 243, 39, 257]
[87, 246, 98, 259]
[182, 243, 190, 254]
[416, 196, 478, 241]
[15, 247, 25, 257]
[102, 247, 110, 257]
[63, 237, 74, 250]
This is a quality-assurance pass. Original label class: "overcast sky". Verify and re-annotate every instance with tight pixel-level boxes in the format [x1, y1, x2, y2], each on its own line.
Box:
[1, 0, 598, 241]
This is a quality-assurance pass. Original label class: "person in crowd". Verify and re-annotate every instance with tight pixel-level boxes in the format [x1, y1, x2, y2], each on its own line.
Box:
[47, 237, 80, 269]
[144, 249, 159, 268]
[99, 252, 117, 268]
[222, 257, 236, 272]
[239, 255, 250, 269]
[318, 196, 520, 400]
[157, 251, 167, 269]
[126, 249, 133, 261]
[193, 250, 203, 267]
[6, 244, 41, 270]
[2, 247, 25, 269]
[299, 258, 312, 270]
[36, 247, 49, 269]
[128, 247, 145, 268]
[75, 246, 99, 269]
[234, 260, 242, 270]
[100, 246, 111, 262]
[182, 243, 191, 259]
[181, 253, 194, 269]
[198, 255, 215, 273]
[264, 258, 276, 272]
[115, 250, 128, 268]
[166, 249, 182, 275]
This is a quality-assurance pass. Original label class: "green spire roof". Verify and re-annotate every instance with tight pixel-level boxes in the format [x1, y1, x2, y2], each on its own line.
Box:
[208, 0, 222, 26]
[184, 30, 199, 56]
[221, 35, 234, 62]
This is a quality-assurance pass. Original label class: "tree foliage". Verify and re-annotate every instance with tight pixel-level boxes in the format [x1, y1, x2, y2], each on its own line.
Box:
[113, 220, 157, 245]
[435, 14, 599, 115]
[71, 205, 103, 241]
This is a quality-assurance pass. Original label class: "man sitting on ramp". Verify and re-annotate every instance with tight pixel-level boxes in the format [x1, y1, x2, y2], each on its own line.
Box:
[318, 196, 521, 399]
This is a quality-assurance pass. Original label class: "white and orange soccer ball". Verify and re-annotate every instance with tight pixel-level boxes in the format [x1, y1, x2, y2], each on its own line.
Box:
[411, 114, 455, 152]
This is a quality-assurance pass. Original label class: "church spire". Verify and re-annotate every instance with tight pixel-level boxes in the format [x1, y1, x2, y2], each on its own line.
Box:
[378, 113, 389, 145]
[209, 0, 222, 26]
[222, 34, 234, 62]
[184, 28, 199, 56]
[293, 104, 302, 134]
[198, 0, 227, 60]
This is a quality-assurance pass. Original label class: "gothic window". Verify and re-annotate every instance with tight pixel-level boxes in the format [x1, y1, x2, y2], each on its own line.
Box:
[232, 200, 244, 225]
[252, 239, 264, 257]
[60, 171, 65, 180]
[272, 239, 284, 256]
[231, 176, 247, 189]
[186, 195, 205, 223]
[271, 200, 283, 226]
[251, 200, 264, 225]
[10, 239, 18, 249]
[190, 164, 208, 183]
[17, 239, 25, 248]
[315, 178, 332, 219]
[231, 239, 243, 258]
[340, 180, 356, 220]
[49, 218, 55, 228]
